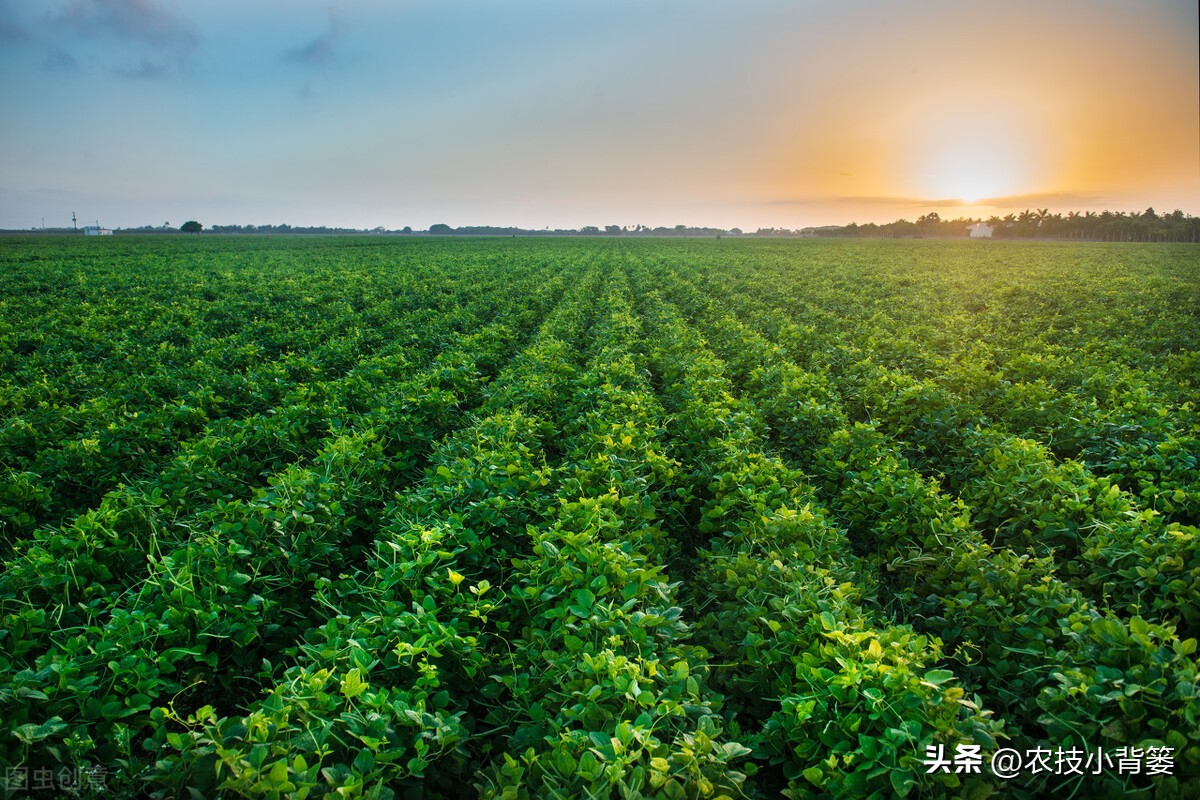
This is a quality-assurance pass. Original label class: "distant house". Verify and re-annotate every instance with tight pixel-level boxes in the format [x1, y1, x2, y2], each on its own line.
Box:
[83, 226, 113, 236]
[968, 223, 993, 238]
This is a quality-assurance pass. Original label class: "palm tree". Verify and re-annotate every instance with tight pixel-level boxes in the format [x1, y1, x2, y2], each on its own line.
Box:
[1066, 211, 1081, 239]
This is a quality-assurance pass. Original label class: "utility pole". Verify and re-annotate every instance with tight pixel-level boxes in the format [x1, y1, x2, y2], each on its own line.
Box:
[72, 212, 77, 232]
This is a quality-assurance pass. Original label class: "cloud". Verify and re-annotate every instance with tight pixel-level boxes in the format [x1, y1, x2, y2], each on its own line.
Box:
[977, 191, 1106, 209]
[117, 56, 171, 79]
[768, 191, 1110, 210]
[0, 0, 28, 41]
[51, 0, 197, 48]
[0, 18, 27, 43]
[768, 195, 965, 207]
[284, 11, 349, 67]
[42, 0, 197, 78]
[42, 47, 81, 72]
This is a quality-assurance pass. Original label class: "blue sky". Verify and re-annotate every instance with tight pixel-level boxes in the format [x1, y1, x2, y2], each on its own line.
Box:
[2, 0, 1197, 230]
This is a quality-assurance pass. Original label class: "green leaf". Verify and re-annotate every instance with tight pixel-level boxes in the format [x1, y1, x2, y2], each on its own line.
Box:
[340, 668, 367, 699]
[890, 768, 916, 797]
[353, 748, 375, 774]
[922, 669, 956, 686]
[13, 717, 67, 744]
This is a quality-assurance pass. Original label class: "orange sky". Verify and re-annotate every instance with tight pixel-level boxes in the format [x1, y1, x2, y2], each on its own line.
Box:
[745, 1, 1200, 226]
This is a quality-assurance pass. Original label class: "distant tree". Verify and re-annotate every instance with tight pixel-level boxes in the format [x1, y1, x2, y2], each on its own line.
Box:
[429, 224, 453, 234]
[180, 220, 202, 233]
[580, 226, 600, 235]
[780, 207, 1197, 242]
[604, 225, 622, 235]
[916, 212, 940, 236]
[1014, 209, 1039, 237]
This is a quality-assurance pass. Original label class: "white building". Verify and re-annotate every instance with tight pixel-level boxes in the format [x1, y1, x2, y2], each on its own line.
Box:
[968, 223, 993, 238]
[83, 226, 113, 236]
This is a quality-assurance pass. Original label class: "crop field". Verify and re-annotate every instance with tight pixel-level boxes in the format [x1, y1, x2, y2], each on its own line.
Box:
[1, 235, 1198, 799]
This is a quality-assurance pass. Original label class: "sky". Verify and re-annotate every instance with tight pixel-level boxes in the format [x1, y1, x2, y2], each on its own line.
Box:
[1, 0, 1197, 230]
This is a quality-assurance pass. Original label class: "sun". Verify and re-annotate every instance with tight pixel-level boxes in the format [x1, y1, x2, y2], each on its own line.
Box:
[925, 135, 1030, 205]
[909, 106, 1045, 207]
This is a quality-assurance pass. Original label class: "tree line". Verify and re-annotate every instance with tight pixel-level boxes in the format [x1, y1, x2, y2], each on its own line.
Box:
[206, 210, 1200, 241]
[13, 208, 1198, 241]
[804, 208, 1200, 242]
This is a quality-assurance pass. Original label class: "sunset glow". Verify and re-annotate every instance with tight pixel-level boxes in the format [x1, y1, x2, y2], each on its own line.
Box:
[909, 106, 1042, 205]
[1, 0, 1196, 229]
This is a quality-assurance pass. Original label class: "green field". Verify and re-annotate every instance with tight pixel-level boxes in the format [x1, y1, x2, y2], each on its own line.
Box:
[2, 235, 1198, 799]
